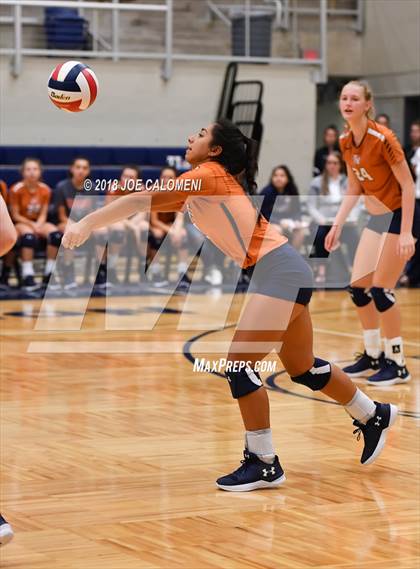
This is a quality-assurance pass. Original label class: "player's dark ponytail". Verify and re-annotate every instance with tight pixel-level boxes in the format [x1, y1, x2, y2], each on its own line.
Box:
[211, 119, 259, 195]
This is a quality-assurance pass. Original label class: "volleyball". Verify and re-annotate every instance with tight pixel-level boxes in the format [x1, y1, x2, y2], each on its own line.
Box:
[47, 61, 98, 112]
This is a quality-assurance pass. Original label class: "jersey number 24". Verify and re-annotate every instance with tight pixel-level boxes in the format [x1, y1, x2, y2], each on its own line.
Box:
[352, 167, 374, 182]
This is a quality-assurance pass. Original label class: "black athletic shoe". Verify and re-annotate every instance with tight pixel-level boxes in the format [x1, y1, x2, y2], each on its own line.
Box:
[175, 273, 191, 293]
[94, 268, 107, 288]
[43, 272, 61, 290]
[0, 514, 14, 546]
[343, 351, 385, 377]
[0, 268, 10, 287]
[22, 275, 38, 291]
[368, 359, 411, 386]
[216, 450, 286, 492]
[150, 272, 169, 288]
[353, 402, 398, 465]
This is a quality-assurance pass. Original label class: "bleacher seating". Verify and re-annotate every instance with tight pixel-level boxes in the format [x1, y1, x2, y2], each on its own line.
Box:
[44, 8, 89, 51]
[0, 145, 187, 188]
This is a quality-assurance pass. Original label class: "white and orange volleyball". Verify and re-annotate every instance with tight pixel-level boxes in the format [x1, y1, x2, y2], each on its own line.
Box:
[48, 61, 98, 112]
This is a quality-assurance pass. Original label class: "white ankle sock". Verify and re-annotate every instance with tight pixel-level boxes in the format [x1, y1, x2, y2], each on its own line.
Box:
[108, 254, 118, 270]
[385, 337, 404, 366]
[21, 261, 34, 278]
[245, 429, 275, 464]
[44, 259, 56, 275]
[177, 261, 188, 274]
[345, 388, 376, 424]
[363, 329, 381, 358]
[149, 262, 162, 276]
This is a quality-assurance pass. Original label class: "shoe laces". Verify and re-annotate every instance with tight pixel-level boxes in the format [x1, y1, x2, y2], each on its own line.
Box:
[353, 351, 366, 361]
[352, 420, 365, 441]
[233, 452, 251, 473]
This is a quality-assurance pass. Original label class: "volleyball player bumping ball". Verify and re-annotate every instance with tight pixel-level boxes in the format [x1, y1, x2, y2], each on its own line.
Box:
[325, 80, 418, 386]
[63, 119, 399, 492]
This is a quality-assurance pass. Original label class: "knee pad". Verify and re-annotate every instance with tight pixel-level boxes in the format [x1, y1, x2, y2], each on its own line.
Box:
[109, 230, 125, 245]
[225, 363, 263, 399]
[20, 233, 37, 249]
[291, 358, 331, 391]
[348, 286, 372, 307]
[48, 231, 62, 248]
[370, 287, 395, 312]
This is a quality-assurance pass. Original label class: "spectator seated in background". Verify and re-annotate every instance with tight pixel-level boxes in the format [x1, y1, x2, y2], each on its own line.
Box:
[99, 164, 142, 286]
[376, 113, 391, 128]
[404, 119, 420, 171]
[307, 151, 360, 284]
[9, 158, 61, 291]
[145, 167, 191, 289]
[398, 119, 420, 288]
[259, 165, 306, 252]
[119, 169, 149, 283]
[54, 156, 96, 289]
[313, 125, 340, 176]
[400, 143, 420, 287]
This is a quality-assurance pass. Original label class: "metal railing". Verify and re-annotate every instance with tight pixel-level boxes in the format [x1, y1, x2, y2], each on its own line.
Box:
[0, 0, 348, 82]
[207, 0, 363, 32]
[1, 0, 173, 78]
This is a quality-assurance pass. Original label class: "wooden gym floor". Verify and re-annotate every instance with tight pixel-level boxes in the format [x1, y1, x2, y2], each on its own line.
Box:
[0, 288, 419, 569]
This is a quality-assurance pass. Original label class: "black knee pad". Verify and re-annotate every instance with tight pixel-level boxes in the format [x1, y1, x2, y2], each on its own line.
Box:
[20, 233, 37, 249]
[48, 231, 62, 247]
[225, 363, 263, 399]
[291, 358, 331, 391]
[348, 286, 372, 307]
[109, 230, 125, 245]
[370, 287, 395, 312]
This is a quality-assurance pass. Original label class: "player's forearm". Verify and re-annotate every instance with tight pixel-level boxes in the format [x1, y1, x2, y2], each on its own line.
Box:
[333, 191, 361, 226]
[82, 191, 150, 231]
[392, 161, 416, 234]
[401, 181, 415, 234]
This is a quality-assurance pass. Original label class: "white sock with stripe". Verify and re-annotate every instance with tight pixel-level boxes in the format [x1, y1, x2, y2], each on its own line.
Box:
[385, 337, 404, 366]
[345, 388, 376, 424]
[245, 429, 275, 464]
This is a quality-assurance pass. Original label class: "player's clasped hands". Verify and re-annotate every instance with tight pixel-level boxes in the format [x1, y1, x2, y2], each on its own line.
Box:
[62, 219, 92, 249]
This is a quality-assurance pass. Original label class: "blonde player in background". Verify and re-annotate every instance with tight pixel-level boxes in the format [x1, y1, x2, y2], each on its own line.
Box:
[326, 80, 418, 386]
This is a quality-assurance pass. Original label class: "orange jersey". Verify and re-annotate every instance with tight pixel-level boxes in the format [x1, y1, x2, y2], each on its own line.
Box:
[9, 181, 51, 221]
[148, 161, 286, 268]
[0, 180, 8, 203]
[339, 120, 406, 214]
